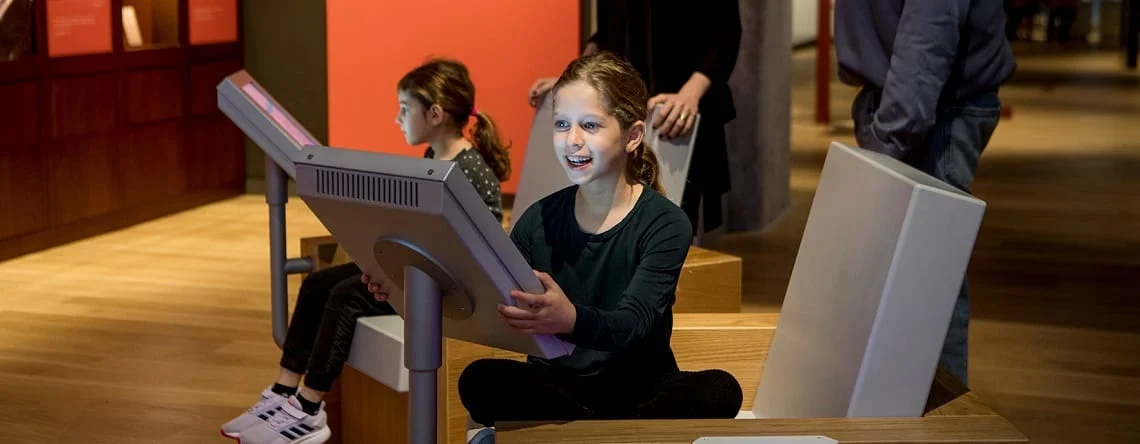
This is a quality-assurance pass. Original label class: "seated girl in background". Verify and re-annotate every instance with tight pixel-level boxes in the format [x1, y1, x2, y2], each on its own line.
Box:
[365, 52, 743, 444]
[222, 58, 511, 444]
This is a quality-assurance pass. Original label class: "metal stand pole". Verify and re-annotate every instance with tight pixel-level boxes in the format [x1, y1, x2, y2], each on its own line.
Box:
[266, 157, 313, 348]
[404, 266, 442, 444]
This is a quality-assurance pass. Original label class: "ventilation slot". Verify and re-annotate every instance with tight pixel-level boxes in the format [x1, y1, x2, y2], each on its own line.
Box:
[315, 168, 419, 208]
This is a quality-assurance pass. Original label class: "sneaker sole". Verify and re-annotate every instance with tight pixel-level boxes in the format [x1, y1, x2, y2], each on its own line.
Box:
[292, 426, 332, 444]
[220, 429, 240, 440]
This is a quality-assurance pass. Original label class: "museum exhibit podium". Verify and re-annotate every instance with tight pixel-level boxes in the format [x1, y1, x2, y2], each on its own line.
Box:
[218, 70, 322, 346]
[290, 143, 585, 443]
[221, 70, 579, 443]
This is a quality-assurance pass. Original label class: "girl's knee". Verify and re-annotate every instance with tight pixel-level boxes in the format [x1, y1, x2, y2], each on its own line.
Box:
[698, 369, 744, 415]
[326, 277, 364, 307]
[457, 359, 499, 398]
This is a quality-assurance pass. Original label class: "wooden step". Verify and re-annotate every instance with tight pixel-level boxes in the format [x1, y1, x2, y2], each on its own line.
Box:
[493, 415, 1028, 443]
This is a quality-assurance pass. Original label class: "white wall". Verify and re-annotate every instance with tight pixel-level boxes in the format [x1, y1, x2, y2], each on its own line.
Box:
[792, 0, 820, 46]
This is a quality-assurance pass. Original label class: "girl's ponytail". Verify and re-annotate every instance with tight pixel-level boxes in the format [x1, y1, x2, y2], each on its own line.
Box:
[469, 110, 512, 182]
[628, 142, 663, 194]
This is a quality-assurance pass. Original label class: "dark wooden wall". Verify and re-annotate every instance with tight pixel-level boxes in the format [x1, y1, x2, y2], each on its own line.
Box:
[241, 0, 327, 192]
[0, 0, 245, 262]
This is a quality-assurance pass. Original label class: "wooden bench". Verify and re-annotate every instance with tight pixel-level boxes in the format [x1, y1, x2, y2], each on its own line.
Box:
[491, 315, 1026, 444]
[494, 367, 1028, 444]
[329, 311, 1024, 444]
[299, 235, 746, 444]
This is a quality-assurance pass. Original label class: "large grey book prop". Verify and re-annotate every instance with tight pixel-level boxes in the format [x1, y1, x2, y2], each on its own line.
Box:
[752, 142, 986, 418]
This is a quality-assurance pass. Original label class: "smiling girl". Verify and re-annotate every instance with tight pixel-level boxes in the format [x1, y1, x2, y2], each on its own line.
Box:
[367, 52, 743, 444]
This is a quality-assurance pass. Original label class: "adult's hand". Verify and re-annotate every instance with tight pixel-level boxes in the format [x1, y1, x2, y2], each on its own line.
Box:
[528, 77, 558, 108]
[647, 90, 700, 138]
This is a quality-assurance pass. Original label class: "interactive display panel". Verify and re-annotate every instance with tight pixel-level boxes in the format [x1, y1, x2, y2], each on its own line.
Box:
[217, 70, 318, 178]
[294, 144, 574, 359]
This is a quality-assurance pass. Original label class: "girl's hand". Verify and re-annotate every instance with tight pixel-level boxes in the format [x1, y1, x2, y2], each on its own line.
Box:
[360, 273, 389, 302]
[499, 271, 577, 335]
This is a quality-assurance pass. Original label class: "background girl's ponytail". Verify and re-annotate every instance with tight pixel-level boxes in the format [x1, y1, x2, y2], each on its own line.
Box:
[469, 111, 512, 182]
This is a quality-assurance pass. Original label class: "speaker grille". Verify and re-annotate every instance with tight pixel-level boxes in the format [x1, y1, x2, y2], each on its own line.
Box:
[315, 168, 420, 208]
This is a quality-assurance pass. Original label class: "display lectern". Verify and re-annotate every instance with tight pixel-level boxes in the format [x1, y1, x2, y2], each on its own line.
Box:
[219, 70, 575, 443]
[217, 71, 319, 347]
[291, 145, 574, 443]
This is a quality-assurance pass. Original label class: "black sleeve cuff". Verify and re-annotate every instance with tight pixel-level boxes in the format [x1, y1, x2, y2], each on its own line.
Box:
[567, 303, 599, 345]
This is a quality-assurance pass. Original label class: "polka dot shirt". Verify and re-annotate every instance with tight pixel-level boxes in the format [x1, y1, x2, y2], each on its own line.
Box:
[425, 147, 504, 223]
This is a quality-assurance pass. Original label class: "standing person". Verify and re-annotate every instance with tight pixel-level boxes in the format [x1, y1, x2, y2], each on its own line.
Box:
[220, 58, 512, 444]
[834, 0, 1016, 385]
[528, 1, 742, 235]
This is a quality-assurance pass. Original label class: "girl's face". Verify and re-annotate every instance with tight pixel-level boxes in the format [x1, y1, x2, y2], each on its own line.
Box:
[395, 90, 436, 146]
[552, 81, 643, 187]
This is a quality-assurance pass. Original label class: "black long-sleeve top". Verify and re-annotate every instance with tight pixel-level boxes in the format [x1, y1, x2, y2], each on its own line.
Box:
[589, 0, 742, 124]
[510, 185, 693, 381]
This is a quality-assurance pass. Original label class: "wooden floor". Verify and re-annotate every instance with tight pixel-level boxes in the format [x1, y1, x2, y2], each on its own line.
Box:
[0, 47, 1137, 443]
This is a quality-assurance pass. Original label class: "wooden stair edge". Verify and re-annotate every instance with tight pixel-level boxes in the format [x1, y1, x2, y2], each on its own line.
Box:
[673, 312, 780, 329]
[493, 415, 1028, 444]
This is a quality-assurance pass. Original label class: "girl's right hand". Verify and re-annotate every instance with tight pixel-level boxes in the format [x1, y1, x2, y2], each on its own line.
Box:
[360, 274, 389, 302]
[528, 78, 558, 108]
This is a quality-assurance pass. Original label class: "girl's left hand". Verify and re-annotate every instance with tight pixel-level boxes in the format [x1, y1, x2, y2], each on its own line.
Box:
[499, 271, 577, 335]
[648, 91, 700, 138]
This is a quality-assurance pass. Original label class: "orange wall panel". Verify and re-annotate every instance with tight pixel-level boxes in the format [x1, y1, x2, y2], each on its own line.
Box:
[47, 0, 113, 57]
[189, 0, 239, 45]
[327, 0, 579, 193]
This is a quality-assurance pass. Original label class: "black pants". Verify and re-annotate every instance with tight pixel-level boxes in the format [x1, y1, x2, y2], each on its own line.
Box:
[458, 359, 743, 427]
[681, 125, 730, 234]
[279, 262, 396, 392]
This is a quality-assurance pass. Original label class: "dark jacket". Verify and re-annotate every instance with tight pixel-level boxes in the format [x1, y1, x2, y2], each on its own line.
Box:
[588, 0, 742, 125]
[835, 0, 1016, 158]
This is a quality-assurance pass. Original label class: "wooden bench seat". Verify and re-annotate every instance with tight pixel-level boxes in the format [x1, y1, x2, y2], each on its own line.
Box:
[494, 416, 1027, 443]
[494, 368, 1027, 444]
[323, 311, 1024, 444]
[330, 313, 775, 444]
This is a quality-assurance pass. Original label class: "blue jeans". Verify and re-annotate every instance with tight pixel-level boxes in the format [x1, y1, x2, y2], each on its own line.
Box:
[851, 87, 1002, 386]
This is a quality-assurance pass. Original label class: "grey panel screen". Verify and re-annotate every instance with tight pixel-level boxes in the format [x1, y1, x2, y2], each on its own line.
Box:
[217, 70, 319, 179]
[294, 145, 574, 359]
